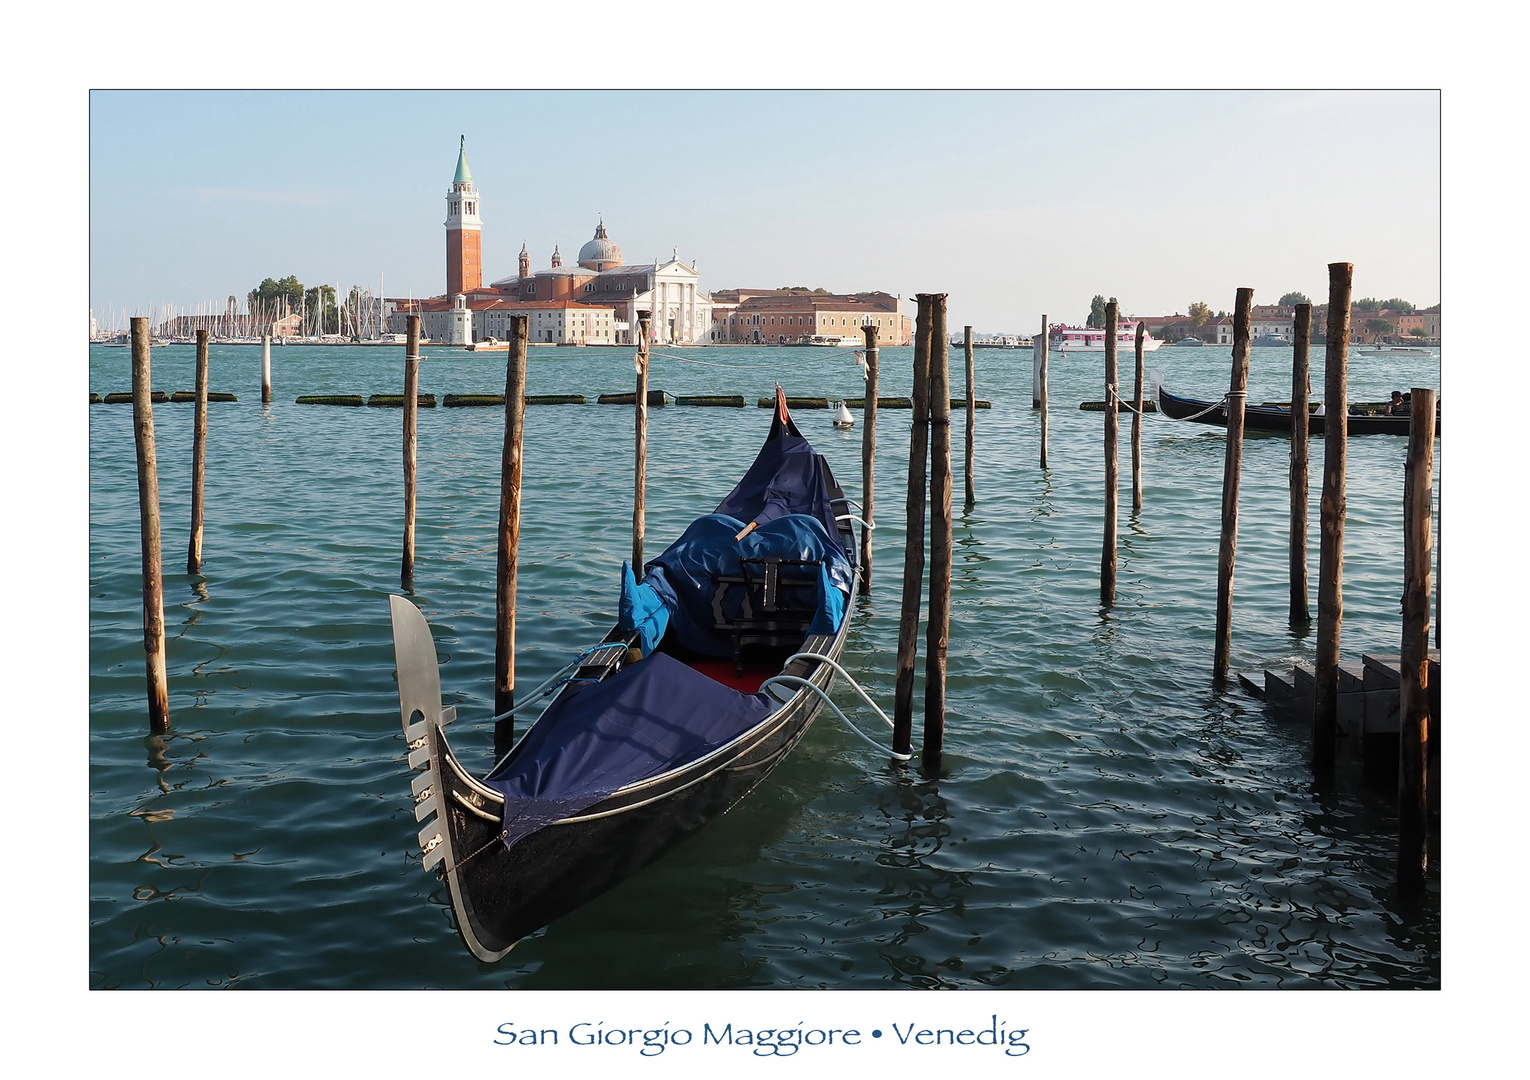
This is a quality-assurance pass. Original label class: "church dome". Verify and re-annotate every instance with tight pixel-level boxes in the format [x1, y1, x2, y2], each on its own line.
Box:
[577, 218, 624, 270]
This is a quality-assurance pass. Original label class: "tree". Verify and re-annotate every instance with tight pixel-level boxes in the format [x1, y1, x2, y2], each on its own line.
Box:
[1187, 301, 1211, 330]
[305, 284, 337, 335]
[249, 275, 304, 315]
[1408, 326, 1428, 337]
[1382, 297, 1416, 313]
[1365, 317, 1394, 337]
[1355, 297, 1383, 312]
[1279, 292, 1310, 307]
[1086, 294, 1117, 328]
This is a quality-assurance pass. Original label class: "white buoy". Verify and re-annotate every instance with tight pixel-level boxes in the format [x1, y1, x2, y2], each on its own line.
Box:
[833, 400, 855, 429]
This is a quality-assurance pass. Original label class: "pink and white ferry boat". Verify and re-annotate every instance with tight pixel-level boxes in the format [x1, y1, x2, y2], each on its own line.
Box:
[1048, 323, 1162, 353]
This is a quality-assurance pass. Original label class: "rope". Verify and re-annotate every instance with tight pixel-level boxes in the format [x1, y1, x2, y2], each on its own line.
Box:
[648, 350, 759, 369]
[759, 675, 911, 761]
[1151, 389, 1231, 423]
[764, 651, 910, 761]
[487, 642, 629, 724]
[1105, 383, 1153, 417]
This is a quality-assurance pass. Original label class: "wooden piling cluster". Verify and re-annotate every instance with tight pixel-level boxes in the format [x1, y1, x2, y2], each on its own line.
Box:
[1398, 387, 1437, 893]
[859, 324, 879, 593]
[633, 313, 651, 571]
[963, 325, 976, 507]
[892, 296, 933, 758]
[401, 316, 420, 589]
[187, 330, 209, 576]
[1289, 304, 1313, 625]
[130, 318, 170, 734]
[1213, 288, 1253, 683]
[925, 297, 953, 770]
[1101, 303, 1118, 606]
[495, 316, 528, 758]
[1313, 263, 1352, 781]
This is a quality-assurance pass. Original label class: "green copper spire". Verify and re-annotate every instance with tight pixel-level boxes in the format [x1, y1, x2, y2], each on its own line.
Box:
[454, 135, 472, 185]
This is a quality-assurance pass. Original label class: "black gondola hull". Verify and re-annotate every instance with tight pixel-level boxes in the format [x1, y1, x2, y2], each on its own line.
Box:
[1156, 385, 1439, 436]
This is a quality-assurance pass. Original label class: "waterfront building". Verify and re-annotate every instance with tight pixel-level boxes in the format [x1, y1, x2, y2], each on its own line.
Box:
[708, 289, 911, 345]
[475, 298, 620, 345]
[445, 137, 483, 297]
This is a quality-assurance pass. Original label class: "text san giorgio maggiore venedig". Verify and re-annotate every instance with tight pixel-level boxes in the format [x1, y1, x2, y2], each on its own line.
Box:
[494, 1016, 1030, 1057]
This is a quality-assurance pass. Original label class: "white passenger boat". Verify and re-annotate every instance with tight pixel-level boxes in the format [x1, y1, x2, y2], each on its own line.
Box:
[1049, 324, 1162, 353]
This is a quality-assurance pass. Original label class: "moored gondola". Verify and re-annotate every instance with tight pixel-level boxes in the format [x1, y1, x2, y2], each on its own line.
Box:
[389, 390, 864, 961]
[1154, 375, 1439, 436]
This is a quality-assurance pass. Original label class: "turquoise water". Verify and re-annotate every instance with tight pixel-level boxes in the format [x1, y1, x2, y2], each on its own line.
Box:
[89, 341, 1441, 989]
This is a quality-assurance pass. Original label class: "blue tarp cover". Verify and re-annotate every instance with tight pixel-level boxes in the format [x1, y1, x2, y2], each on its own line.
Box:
[484, 652, 773, 848]
[713, 425, 847, 558]
[644, 513, 851, 658]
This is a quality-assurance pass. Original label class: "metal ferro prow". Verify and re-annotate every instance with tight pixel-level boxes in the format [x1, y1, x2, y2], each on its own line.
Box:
[389, 595, 457, 873]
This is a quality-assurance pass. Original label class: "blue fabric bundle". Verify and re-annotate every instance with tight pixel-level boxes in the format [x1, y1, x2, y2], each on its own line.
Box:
[484, 652, 773, 849]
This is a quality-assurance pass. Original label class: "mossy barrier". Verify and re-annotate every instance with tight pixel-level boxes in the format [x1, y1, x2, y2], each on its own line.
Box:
[444, 394, 504, 407]
[952, 399, 992, 409]
[597, 391, 667, 406]
[367, 394, 438, 408]
[296, 395, 366, 406]
[103, 391, 169, 404]
[1080, 400, 1158, 413]
[676, 395, 746, 407]
[757, 397, 829, 409]
[528, 394, 586, 405]
[845, 397, 913, 409]
[90, 393, 102, 403]
[170, 390, 238, 402]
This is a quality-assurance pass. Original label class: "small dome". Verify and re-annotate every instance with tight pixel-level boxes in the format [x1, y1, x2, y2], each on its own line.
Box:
[578, 218, 624, 270]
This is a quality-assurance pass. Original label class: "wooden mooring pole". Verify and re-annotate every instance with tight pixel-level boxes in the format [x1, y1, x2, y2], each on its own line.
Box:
[494, 315, 528, 758]
[1313, 262, 1352, 781]
[925, 296, 952, 771]
[261, 330, 272, 405]
[859, 324, 879, 592]
[401, 315, 420, 590]
[1101, 302, 1119, 606]
[963, 324, 975, 507]
[1213, 288, 1254, 684]
[633, 312, 651, 571]
[131, 317, 170, 734]
[1131, 321, 1145, 513]
[1038, 315, 1050, 470]
[1289, 303, 1313, 624]
[892, 295, 933, 758]
[187, 329, 209, 575]
[1399, 386, 1437, 893]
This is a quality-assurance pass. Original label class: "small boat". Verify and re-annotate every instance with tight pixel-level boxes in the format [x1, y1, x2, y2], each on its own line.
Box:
[1252, 334, 1292, 347]
[1174, 336, 1205, 347]
[832, 400, 855, 429]
[1354, 345, 1436, 357]
[389, 388, 862, 960]
[1154, 374, 1438, 436]
[1050, 323, 1162, 353]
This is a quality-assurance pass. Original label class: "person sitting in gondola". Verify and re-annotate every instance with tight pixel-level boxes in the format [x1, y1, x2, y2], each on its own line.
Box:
[1388, 391, 1405, 415]
[1397, 392, 1412, 416]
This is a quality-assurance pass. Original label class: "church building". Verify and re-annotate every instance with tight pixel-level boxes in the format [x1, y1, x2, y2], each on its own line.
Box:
[389, 140, 712, 346]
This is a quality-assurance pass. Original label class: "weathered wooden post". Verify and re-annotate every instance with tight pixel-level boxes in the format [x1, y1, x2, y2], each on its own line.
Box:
[1038, 315, 1050, 470]
[1314, 263, 1352, 780]
[859, 324, 879, 592]
[1131, 321, 1145, 513]
[1213, 288, 1254, 684]
[1101, 302, 1119, 606]
[633, 311, 651, 570]
[401, 315, 420, 589]
[1399, 386, 1437, 893]
[963, 324, 976, 507]
[261, 330, 272, 405]
[494, 314, 528, 759]
[925, 296, 952, 771]
[1290, 303, 1313, 625]
[131, 317, 170, 734]
[187, 329, 209, 575]
[892, 295, 932, 758]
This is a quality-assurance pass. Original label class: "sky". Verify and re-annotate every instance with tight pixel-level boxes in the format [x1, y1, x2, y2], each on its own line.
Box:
[89, 89, 1440, 333]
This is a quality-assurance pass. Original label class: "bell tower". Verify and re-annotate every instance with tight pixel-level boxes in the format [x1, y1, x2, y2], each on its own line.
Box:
[444, 136, 482, 296]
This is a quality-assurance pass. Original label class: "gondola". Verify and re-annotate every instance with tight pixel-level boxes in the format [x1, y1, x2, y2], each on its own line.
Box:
[1154, 376, 1438, 436]
[388, 388, 863, 961]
